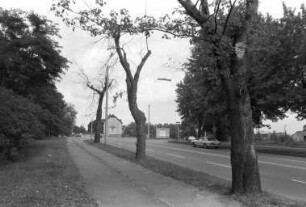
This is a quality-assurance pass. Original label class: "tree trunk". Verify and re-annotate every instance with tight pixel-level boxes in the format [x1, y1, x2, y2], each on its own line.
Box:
[126, 79, 146, 160]
[94, 93, 103, 143]
[224, 76, 261, 193]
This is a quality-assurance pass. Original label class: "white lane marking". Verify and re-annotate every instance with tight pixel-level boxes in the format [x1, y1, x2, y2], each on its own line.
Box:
[166, 153, 185, 159]
[258, 161, 306, 171]
[291, 179, 306, 185]
[280, 158, 306, 164]
[149, 144, 228, 158]
[207, 162, 231, 168]
[111, 141, 306, 170]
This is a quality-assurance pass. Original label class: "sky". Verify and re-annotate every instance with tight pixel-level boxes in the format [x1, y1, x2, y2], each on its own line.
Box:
[1, 0, 305, 134]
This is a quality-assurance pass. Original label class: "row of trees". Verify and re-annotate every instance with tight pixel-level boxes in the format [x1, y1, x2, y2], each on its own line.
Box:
[0, 8, 73, 159]
[123, 122, 181, 139]
[52, 0, 306, 194]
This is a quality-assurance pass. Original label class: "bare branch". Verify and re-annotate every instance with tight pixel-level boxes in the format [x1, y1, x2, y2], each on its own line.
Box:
[214, 0, 222, 34]
[222, 0, 237, 35]
[87, 83, 102, 94]
[134, 50, 152, 83]
[114, 34, 134, 83]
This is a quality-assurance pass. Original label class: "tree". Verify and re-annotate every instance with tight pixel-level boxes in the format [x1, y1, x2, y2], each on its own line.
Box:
[0, 87, 45, 159]
[174, 0, 262, 193]
[74, 125, 87, 134]
[61, 104, 77, 136]
[0, 8, 69, 137]
[0, 9, 68, 93]
[53, 0, 152, 160]
[177, 4, 306, 142]
[79, 53, 116, 143]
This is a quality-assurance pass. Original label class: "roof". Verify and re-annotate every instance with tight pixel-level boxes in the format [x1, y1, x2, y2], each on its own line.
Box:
[108, 114, 123, 123]
[292, 131, 306, 137]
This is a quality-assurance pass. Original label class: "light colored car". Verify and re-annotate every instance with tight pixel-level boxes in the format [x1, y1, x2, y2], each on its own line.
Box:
[193, 137, 221, 149]
[187, 136, 196, 143]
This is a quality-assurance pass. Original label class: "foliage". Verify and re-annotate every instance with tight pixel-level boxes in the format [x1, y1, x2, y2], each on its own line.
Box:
[0, 9, 68, 93]
[176, 3, 306, 135]
[0, 8, 71, 158]
[73, 125, 87, 134]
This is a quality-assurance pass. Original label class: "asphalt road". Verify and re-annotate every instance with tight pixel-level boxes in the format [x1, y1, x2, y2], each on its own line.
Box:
[102, 137, 306, 202]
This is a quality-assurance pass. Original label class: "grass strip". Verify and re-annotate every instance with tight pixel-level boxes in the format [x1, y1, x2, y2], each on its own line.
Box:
[0, 137, 97, 207]
[87, 140, 306, 207]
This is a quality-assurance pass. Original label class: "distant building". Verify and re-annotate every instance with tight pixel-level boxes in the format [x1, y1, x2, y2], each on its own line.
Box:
[156, 128, 170, 139]
[88, 114, 123, 137]
[291, 131, 306, 142]
[106, 114, 122, 137]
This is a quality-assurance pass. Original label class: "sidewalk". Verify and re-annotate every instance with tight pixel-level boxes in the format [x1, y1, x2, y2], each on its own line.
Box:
[67, 138, 241, 207]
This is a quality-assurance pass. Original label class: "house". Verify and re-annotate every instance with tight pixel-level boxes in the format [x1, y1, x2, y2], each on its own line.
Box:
[87, 114, 123, 137]
[291, 131, 306, 142]
[105, 114, 123, 137]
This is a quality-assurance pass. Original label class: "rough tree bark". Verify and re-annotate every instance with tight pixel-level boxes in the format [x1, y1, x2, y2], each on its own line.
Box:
[178, 0, 261, 193]
[114, 33, 151, 161]
[87, 81, 110, 143]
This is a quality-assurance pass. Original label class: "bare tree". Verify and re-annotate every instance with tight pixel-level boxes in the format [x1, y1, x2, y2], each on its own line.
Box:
[79, 53, 115, 143]
[52, 2, 151, 160]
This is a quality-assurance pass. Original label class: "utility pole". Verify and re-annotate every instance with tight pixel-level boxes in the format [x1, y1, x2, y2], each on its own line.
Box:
[303, 26, 306, 88]
[105, 65, 109, 145]
[147, 104, 150, 139]
[90, 119, 93, 139]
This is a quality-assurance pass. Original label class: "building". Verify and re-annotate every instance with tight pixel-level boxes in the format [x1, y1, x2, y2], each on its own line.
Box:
[87, 114, 123, 137]
[106, 114, 123, 137]
[291, 131, 306, 142]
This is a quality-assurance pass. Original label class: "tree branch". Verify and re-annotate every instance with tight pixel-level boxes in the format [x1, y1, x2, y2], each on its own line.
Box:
[134, 50, 152, 83]
[177, 0, 210, 26]
[113, 34, 134, 83]
[222, 0, 237, 35]
[214, 0, 222, 34]
[87, 83, 102, 94]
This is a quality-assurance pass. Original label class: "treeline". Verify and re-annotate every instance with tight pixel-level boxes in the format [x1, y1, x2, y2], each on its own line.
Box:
[123, 122, 182, 139]
[0, 8, 73, 159]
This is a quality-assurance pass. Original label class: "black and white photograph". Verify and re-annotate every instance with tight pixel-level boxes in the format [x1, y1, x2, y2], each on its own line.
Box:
[0, 0, 305, 206]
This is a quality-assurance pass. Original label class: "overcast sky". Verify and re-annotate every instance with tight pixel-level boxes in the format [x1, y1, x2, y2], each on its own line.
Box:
[1, 0, 305, 134]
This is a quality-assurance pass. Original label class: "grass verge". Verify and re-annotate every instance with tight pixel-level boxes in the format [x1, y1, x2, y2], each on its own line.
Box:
[0, 137, 97, 207]
[86, 140, 306, 207]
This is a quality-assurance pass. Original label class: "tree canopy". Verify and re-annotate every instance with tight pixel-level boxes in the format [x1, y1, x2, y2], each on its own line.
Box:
[0, 8, 72, 159]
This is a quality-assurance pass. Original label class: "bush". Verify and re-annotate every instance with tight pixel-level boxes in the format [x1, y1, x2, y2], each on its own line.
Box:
[0, 87, 45, 157]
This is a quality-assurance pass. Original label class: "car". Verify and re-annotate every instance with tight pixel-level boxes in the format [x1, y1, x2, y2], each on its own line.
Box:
[192, 136, 221, 149]
[187, 136, 196, 143]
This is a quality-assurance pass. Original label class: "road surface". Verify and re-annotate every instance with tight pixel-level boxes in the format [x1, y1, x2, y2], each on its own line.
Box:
[102, 137, 306, 202]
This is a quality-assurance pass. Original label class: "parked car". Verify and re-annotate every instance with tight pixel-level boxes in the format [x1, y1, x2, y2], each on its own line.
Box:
[187, 136, 196, 143]
[193, 136, 221, 149]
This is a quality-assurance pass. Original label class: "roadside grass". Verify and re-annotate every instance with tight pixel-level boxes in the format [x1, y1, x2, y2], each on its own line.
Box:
[87, 140, 306, 207]
[0, 137, 97, 207]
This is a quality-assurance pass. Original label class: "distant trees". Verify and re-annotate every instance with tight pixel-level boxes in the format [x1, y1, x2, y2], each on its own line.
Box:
[73, 125, 87, 134]
[123, 122, 181, 139]
[0, 8, 70, 159]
